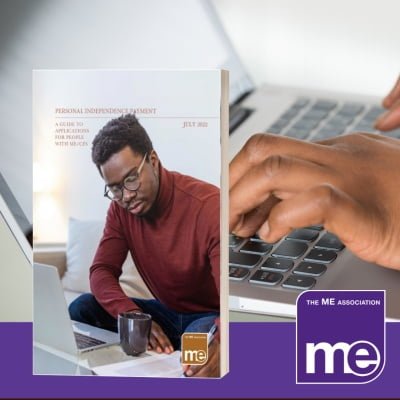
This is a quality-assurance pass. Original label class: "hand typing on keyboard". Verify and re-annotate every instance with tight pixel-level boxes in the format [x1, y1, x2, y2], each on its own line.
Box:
[230, 131, 400, 271]
[375, 75, 400, 132]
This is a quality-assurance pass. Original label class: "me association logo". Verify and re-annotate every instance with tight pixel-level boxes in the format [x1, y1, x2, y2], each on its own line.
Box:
[181, 333, 209, 365]
[296, 290, 385, 384]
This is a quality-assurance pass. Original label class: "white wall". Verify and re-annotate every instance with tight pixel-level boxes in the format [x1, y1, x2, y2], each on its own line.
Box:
[214, 0, 400, 96]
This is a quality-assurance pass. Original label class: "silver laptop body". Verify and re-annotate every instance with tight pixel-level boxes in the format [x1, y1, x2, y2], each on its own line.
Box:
[0, 174, 32, 321]
[200, 2, 400, 320]
[33, 263, 119, 355]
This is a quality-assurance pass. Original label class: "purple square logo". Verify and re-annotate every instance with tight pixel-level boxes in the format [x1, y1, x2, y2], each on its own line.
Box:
[296, 290, 385, 384]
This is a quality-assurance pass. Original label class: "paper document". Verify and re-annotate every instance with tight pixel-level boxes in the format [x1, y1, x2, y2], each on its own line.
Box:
[92, 351, 183, 377]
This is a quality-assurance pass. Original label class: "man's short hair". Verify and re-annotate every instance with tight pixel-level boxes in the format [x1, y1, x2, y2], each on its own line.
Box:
[92, 114, 153, 170]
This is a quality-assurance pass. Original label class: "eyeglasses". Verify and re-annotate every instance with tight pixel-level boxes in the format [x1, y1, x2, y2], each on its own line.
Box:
[104, 153, 148, 201]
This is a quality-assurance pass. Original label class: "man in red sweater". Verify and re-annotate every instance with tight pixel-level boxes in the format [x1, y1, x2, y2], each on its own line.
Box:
[69, 114, 220, 377]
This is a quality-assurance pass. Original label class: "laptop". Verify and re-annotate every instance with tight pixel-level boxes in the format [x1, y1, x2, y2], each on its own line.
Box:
[0, 173, 32, 321]
[198, 2, 400, 320]
[33, 263, 119, 355]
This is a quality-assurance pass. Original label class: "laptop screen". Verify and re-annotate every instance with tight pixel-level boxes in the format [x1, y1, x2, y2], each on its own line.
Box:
[106, 0, 254, 103]
[0, 206, 32, 321]
[200, 0, 254, 103]
[0, 172, 32, 320]
[0, 172, 32, 249]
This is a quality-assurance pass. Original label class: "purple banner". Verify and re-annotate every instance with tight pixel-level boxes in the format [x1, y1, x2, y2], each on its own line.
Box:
[0, 321, 399, 398]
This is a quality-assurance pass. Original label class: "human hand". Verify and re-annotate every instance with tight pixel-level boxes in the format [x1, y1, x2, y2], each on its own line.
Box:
[230, 133, 400, 270]
[148, 321, 174, 354]
[375, 75, 400, 131]
[182, 339, 220, 378]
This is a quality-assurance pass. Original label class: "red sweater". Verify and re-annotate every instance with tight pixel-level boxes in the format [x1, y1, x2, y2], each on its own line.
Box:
[89, 166, 220, 319]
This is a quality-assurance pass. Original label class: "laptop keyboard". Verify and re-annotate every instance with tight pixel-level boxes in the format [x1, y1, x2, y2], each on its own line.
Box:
[230, 97, 399, 293]
[266, 97, 400, 140]
[229, 227, 344, 290]
[74, 331, 106, 350]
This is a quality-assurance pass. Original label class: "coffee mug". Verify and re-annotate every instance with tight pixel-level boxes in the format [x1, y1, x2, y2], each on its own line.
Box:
[118, 312, 152, 356]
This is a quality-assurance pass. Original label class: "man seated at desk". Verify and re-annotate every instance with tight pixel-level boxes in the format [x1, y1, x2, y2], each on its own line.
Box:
[69, 114, 220, 377]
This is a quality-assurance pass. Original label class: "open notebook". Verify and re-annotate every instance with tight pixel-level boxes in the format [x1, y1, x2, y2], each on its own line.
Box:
[92, 351, 182, 378]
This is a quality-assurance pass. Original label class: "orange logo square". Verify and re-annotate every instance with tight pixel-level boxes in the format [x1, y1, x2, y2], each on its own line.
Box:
[181, 333, 208, 365]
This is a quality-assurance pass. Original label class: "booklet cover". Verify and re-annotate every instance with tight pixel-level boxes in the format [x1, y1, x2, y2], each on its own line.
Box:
[33, 69, 229, 378]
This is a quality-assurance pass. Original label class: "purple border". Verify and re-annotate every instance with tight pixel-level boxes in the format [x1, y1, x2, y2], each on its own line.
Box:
[1, 322, 399, 398]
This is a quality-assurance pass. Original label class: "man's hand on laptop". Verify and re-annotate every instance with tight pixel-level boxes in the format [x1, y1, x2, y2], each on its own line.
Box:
[375, 75, 400, 131]
[230, 132, 400, 270]
[148, 321, 174, 354]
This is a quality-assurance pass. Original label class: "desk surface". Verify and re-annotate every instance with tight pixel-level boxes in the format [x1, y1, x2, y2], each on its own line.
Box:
[34, 313, 292, 376]
[34, 343, 181, 377]
[34, 346, 93, 375]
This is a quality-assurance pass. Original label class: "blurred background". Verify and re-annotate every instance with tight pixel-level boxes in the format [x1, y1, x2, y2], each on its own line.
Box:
[1, 0, 399, 237]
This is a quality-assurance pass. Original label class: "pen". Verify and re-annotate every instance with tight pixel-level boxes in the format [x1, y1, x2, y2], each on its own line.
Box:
[207, 323, 218, 346]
